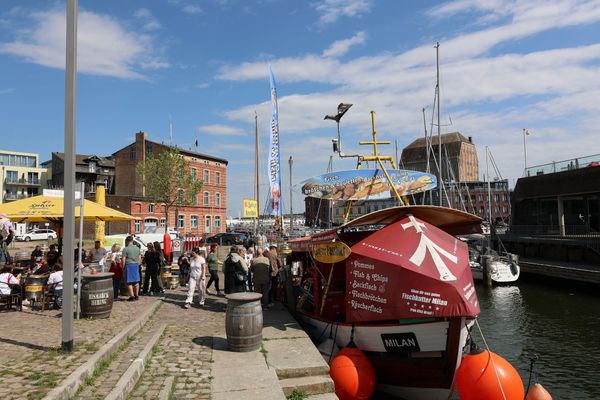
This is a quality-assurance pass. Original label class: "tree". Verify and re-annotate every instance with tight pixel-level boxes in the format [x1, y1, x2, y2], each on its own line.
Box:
[137, 148, 203, 230]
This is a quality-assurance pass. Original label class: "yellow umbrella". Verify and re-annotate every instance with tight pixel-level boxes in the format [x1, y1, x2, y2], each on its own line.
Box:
[0, 195, 134, 223]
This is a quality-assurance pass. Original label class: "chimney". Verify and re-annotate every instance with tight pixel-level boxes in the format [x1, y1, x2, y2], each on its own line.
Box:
[468, 136, 473, 143]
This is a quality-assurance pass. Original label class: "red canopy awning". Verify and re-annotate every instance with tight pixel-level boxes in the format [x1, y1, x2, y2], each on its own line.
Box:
[346, 214, 480, 322]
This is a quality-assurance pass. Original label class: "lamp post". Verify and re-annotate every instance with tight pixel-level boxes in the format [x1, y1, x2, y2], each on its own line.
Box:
[288, 156, 293, 236]
[325, 103, 353, 158]
[523, 129, 529, 173]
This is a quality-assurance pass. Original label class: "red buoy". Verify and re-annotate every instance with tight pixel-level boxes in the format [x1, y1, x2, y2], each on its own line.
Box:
[456, 350, 524, 400]
[526, 383, 552, 400]
[329, 346, 376, 400]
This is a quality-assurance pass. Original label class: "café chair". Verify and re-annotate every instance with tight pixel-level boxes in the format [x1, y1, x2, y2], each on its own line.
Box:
[41, 287, 59, 311]
[0, 292, 22, 311]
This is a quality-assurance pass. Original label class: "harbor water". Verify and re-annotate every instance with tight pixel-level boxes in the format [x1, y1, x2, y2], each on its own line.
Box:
[475, 279, 600, 399]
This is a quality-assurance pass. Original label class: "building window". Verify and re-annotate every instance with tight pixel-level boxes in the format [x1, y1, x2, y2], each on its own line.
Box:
[177, 215, 185, 229]
[191, 194, 197, 206]
[146, 143, 153, 155]
[191, 215, 198, 228]
[191, 168, 197, 181]
[215, 216, 221, 231]
[205, 215, 211, 233]
[88, 161, 97, 173]
[204, 160, 209, 165]
[134, 220, 141, 233]
[204, 191, 210, 205]
[6, 170, 17, 183]
[215, 193, 221, 207]
[149, 203, 155, 213]
[203, 170, 209, 184]
[144, 218, 157, 231]
[215, 171, 221, 185]
[130, 146, 136, 160]
[160, 218, 166, 228]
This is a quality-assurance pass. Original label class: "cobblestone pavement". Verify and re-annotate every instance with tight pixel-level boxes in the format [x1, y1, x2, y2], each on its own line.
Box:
[127, 287, 227, 400]
[0, 296, 159, 400]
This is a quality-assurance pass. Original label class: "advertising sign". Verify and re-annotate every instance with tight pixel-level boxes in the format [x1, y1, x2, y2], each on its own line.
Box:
[298, 169, 437, 201]
[312, 241, 352, 264]
[243, 199, 258, 218]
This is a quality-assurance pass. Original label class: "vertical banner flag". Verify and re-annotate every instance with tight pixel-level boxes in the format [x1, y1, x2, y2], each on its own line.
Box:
[268, 65, 282, 217]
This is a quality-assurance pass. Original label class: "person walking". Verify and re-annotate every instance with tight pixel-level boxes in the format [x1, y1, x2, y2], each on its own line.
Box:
[184, 247, 207, 308]
[250, 248, 271, 309]
[205, 243, 222, 296]
[244, 247, 254, 291]
[142, 243, 162, 295]
[223, 245, 248, 294]
[106, 243, 123, 300]
[122, 236, 141, 301]
[265, 245, 281, 306]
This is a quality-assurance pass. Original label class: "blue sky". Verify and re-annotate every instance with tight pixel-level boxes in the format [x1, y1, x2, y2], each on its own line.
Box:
[1, 0, 600, 217]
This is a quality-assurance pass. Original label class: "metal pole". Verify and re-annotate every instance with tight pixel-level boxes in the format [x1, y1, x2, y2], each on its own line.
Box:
[289, 156, 293, 235]
[435, 42, 442, 206]
[76, 181, 84, 320]
[523, 129, 528, 171]
[255, 112, 260, 233]
[62, 0, 77, 352]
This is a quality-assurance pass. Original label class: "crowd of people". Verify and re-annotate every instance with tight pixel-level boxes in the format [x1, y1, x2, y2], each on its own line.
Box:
[1, 217, 286, 312]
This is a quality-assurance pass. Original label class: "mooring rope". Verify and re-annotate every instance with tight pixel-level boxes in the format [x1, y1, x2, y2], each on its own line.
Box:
[475, 318, 508, 400]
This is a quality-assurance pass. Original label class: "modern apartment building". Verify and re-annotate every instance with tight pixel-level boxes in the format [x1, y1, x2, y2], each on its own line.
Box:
[0, 149, 47, 203]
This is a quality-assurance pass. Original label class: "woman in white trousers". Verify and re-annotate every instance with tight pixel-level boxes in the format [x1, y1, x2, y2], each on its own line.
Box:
[184, 247, 207, 308]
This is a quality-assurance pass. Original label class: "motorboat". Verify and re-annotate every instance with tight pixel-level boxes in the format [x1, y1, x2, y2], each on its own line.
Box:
[463, 234, 520, 284]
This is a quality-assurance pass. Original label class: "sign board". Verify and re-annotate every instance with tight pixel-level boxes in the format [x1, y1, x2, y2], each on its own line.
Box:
[172, 239, 182, 252]
[312, 241, 351, 264]
[243, 199, 258, 218]
[298, 169, 437, 201]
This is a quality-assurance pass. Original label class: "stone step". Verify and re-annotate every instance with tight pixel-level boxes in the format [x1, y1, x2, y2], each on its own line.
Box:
[279, 375, 335, 397]
[75, 318, 165, 400]
[306, 393, 339, 400]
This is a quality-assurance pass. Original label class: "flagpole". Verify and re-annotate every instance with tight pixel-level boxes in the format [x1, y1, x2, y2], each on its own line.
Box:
[522, 128, 528, 173]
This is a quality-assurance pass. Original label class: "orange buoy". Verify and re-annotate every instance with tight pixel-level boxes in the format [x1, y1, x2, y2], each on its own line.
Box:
[456, 350, 524, 400]
[526, 383, 552, 400]
[329, 346, 376, 400]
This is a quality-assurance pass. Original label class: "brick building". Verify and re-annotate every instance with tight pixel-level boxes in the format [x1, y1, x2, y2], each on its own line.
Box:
[401, 132, 479, 182]
[107, 131, 228, 236]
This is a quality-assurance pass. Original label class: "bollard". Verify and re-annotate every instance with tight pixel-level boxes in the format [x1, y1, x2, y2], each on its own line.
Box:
[481, 255, 493, 287]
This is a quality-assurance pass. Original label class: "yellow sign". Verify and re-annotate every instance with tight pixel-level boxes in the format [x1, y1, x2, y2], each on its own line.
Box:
[243, 199, 258, 218]
[312, 241, 352, 264]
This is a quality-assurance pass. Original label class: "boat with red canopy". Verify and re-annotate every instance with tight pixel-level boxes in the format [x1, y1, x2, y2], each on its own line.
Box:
[284, 205, 482, 399]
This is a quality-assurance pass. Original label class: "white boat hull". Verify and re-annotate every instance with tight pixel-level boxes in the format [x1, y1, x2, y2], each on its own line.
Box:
[471, 259, 520, 283]
[297, 313, 470, 400]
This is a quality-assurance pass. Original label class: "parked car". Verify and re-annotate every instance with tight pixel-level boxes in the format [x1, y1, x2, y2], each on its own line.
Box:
[206, 232, 247, 246]
[15, 229, 57, 242]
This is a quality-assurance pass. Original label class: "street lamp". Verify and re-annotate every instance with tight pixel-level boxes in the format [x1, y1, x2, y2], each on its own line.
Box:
[523, 129, 530, 174]
[325, 103, 353, 158]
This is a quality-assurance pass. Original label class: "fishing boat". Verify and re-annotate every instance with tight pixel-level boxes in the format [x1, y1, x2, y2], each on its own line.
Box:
[283, 205, 482, 400]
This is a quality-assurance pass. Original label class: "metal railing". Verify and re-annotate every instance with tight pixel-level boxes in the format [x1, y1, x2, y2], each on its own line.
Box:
[4, 177, 41, 185]
[524, 154, 600, 177]
[3, 193, 36, 201]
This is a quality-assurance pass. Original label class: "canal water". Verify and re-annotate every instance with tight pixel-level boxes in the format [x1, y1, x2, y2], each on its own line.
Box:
[475, 279, 600, 399]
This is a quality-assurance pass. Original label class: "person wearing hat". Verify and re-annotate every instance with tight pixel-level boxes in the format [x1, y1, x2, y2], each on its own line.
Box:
[223, 245, 248, 294]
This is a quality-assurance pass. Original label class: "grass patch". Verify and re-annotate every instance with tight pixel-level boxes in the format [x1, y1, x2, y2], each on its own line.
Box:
[259, 342, 268, 362]
[287, 390, 308, 400]
[26, 391, 45, 400]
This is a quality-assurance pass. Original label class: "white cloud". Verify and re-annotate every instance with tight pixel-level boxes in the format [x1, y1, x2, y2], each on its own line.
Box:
[323, 32, 366, 58]
[216, 0, 600, 187]
[0, 9, 169, 79]
[197, 124, 247, 136]
[182, 4, 203, 14]
[134, 8, 161, 31]
[312, 0, 373, 26]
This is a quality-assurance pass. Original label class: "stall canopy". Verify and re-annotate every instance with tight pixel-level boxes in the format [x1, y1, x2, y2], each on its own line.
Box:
[0, 195, 134, 223]
[346, 214, 480, 323]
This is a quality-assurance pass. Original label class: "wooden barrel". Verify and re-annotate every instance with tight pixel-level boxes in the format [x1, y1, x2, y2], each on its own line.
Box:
[24, 275, 47, 301]
[225, 292, 263, 352]
[81, 273, 114, 319]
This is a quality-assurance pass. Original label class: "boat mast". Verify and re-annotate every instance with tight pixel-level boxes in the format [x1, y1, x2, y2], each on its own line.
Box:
[486, 146, 492, 248]
[254, 112, 260, 234]
[435, 42, 442, 206]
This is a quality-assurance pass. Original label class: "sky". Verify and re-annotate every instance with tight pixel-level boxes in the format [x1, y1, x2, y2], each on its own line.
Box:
[1, 0, 600, 217]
